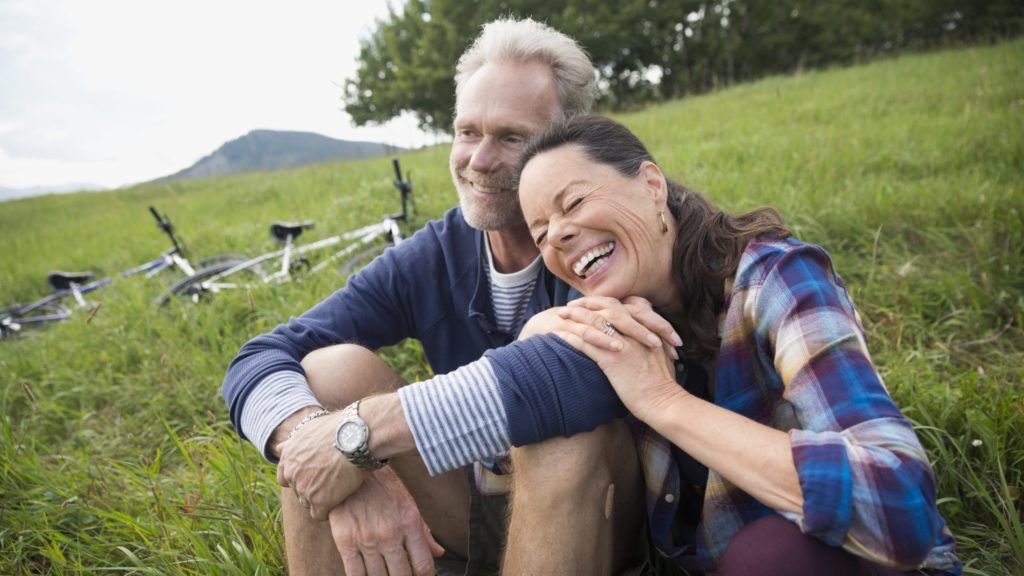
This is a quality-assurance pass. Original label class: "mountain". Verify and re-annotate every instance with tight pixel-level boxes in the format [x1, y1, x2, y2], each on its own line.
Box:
[160, 130, 400, 181]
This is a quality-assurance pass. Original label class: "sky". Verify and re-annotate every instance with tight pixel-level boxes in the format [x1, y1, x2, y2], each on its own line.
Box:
[0, 0, 438, 191]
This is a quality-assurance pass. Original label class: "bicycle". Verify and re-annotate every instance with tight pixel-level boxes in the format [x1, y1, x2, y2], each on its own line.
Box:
[157, 157, 415, 306]
[1, 207, 247, 339]
[0, 271, 112, 339]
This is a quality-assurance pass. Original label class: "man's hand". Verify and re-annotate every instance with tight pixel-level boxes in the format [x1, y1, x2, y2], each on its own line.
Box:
[277, 412, 364, 520]
[329, 468, 446, 576]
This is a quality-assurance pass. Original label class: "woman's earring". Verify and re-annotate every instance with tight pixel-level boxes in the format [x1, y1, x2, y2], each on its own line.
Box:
[659, 210, 669, 234]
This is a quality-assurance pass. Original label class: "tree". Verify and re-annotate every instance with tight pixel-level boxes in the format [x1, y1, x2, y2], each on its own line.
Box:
[342, 0, 1023, 134]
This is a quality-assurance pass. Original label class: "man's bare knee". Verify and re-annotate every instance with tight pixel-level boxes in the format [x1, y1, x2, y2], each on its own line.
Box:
[300, 344, 406, 409]
[510, 420, 638, 502]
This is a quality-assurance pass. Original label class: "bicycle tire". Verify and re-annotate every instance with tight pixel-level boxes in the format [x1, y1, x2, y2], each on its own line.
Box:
[1, 301, 72, 339]
[156, 259, 257, 306]
[198, 253, 258, 270]
[339, 243, 389, 277]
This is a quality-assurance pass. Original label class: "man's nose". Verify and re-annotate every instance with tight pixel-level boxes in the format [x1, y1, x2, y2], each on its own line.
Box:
[468, 137, 500, 172]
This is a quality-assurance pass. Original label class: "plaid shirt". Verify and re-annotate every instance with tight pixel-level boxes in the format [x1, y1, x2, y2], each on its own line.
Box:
[640, 237, 960, 573]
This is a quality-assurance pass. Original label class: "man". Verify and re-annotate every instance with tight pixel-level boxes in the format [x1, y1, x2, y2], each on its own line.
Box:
[223, 17, 648, 575]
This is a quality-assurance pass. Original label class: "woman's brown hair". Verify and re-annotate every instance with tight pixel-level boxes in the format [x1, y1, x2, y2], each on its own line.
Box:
[518, 115, 790, 360]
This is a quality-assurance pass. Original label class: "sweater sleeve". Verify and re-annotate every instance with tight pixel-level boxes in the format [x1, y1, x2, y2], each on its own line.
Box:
[221, 226, 429, 444]
[395, 334, 627, 475]
[486, 334, 628, 446]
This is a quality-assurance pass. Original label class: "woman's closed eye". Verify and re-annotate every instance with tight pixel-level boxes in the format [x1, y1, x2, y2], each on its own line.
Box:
[563, 196, 583, 214]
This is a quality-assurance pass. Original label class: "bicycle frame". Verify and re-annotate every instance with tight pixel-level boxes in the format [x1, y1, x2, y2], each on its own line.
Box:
[195, 217, 401, 293]
[156, 157, 415, 306]
[120, 248, 196, 280]
[188, 158, 412, 294]
[1, 277, 111, 337]
[122, 206, 198, 279]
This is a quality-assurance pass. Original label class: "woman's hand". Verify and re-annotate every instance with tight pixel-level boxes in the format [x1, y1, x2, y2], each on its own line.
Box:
[520, 296, 683, 359]
[551, 296, 683, 420]
[561, 296, 682, 357]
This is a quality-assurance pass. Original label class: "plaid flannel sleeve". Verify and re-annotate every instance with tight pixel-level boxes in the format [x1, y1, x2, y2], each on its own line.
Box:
[755, 243, 949, 569]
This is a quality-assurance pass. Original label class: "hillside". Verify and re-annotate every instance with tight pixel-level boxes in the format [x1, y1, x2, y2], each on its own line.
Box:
[0, 40, 1021, 574]
[160, 129, 400, 181]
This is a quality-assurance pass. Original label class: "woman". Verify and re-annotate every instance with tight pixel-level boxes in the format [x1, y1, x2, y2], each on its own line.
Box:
[504, 115, 961, 574]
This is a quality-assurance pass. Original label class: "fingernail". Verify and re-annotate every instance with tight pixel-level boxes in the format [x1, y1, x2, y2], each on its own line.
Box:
[670, 348, 679, 360]
[671, 333, 683, 347]
[611, 340, 623, 350]
[646, 333, 661, 346]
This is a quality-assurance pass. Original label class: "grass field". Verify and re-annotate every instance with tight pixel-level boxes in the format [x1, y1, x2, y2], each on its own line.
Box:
[1, 39, 1022, 574]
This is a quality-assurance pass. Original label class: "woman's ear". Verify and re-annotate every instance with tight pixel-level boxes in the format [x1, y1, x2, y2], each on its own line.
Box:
[640, 160, 668, 207]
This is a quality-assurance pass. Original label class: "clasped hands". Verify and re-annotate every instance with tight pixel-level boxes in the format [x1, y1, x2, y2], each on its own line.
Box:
[276, 412, 363, 520]
[521, 295, 686, 419]
[276, 410, 444, 575]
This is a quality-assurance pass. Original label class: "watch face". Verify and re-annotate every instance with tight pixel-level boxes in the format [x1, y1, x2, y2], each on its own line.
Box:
[337, 421, 367, 452]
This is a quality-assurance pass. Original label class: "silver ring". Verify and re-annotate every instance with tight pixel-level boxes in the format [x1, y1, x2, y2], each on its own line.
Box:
[601, 319, 617, 337]
[297, 494, 311, 509]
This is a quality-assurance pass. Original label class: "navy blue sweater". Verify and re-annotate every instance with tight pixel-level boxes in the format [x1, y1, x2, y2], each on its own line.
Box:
[221, 207, 579, 442]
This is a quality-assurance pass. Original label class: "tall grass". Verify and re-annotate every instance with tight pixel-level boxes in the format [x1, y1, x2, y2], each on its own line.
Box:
[1, 40, 1022, 574]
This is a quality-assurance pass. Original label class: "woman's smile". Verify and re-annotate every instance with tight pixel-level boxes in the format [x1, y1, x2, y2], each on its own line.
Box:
[571, 241, 615, 278]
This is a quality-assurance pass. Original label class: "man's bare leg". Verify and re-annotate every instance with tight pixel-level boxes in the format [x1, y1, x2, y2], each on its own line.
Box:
[503, 420, 645, 575]
[282, 344, 470, 575]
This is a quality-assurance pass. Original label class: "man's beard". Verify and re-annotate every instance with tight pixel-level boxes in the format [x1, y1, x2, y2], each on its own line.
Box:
[454, 166, 524, 231]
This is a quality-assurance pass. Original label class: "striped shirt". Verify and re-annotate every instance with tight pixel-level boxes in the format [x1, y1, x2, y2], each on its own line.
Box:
[484, 233, 542, 334]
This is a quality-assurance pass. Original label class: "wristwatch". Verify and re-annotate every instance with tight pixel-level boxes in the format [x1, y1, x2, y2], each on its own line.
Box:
[334, 400, 389, 471]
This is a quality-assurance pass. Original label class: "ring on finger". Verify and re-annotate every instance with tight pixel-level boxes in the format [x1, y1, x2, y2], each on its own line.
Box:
[601, 319, 617, 337]
[297, 494, 311, 509]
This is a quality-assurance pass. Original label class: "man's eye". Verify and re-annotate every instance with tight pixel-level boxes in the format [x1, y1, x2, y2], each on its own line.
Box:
[564, 197, 583, 213]
[534, 232, 547, 246]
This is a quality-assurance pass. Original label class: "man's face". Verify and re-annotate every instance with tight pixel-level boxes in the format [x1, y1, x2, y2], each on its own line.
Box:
[449, 60, 560, 231]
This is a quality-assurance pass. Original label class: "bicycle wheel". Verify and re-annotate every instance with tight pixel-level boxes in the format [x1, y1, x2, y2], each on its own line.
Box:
[156, 259, 260, 306]
[339, 243, 390, 277]
[1, 301, 72, 339]
[198, 253, 262, 272]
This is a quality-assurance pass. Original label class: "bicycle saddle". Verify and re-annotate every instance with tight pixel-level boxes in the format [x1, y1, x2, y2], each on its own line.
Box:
[270, 221, 315, 243]
[47, 271, 94, 291]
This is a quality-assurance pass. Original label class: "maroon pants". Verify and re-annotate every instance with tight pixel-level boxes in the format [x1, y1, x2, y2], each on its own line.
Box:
[717, 515, 925, 576]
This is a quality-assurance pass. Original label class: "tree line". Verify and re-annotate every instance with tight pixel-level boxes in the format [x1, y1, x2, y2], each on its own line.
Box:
[343, 0, 1023, 134]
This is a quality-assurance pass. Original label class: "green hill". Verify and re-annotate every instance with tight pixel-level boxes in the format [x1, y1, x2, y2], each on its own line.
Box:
[0, 40, 1021, 574]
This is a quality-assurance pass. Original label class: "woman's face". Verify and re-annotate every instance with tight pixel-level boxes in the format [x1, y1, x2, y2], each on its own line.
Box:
[519, 144, 677, 308]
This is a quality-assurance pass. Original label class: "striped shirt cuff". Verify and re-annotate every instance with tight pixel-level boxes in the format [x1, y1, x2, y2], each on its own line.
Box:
[398, 358, 510, 476]
[239, 371, 322, 462]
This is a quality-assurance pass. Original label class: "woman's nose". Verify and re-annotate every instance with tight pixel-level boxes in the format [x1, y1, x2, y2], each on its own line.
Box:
[548, 217, 577, 247]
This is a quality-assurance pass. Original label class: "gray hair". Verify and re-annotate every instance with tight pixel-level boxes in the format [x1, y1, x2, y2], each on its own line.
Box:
[455, 17, 596, 119]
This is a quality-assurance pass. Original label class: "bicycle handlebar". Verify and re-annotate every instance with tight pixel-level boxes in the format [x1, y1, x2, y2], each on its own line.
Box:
[148, 205, 186, 257]
[392, 157, 403, 184]
[391, 158, 413, 222]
